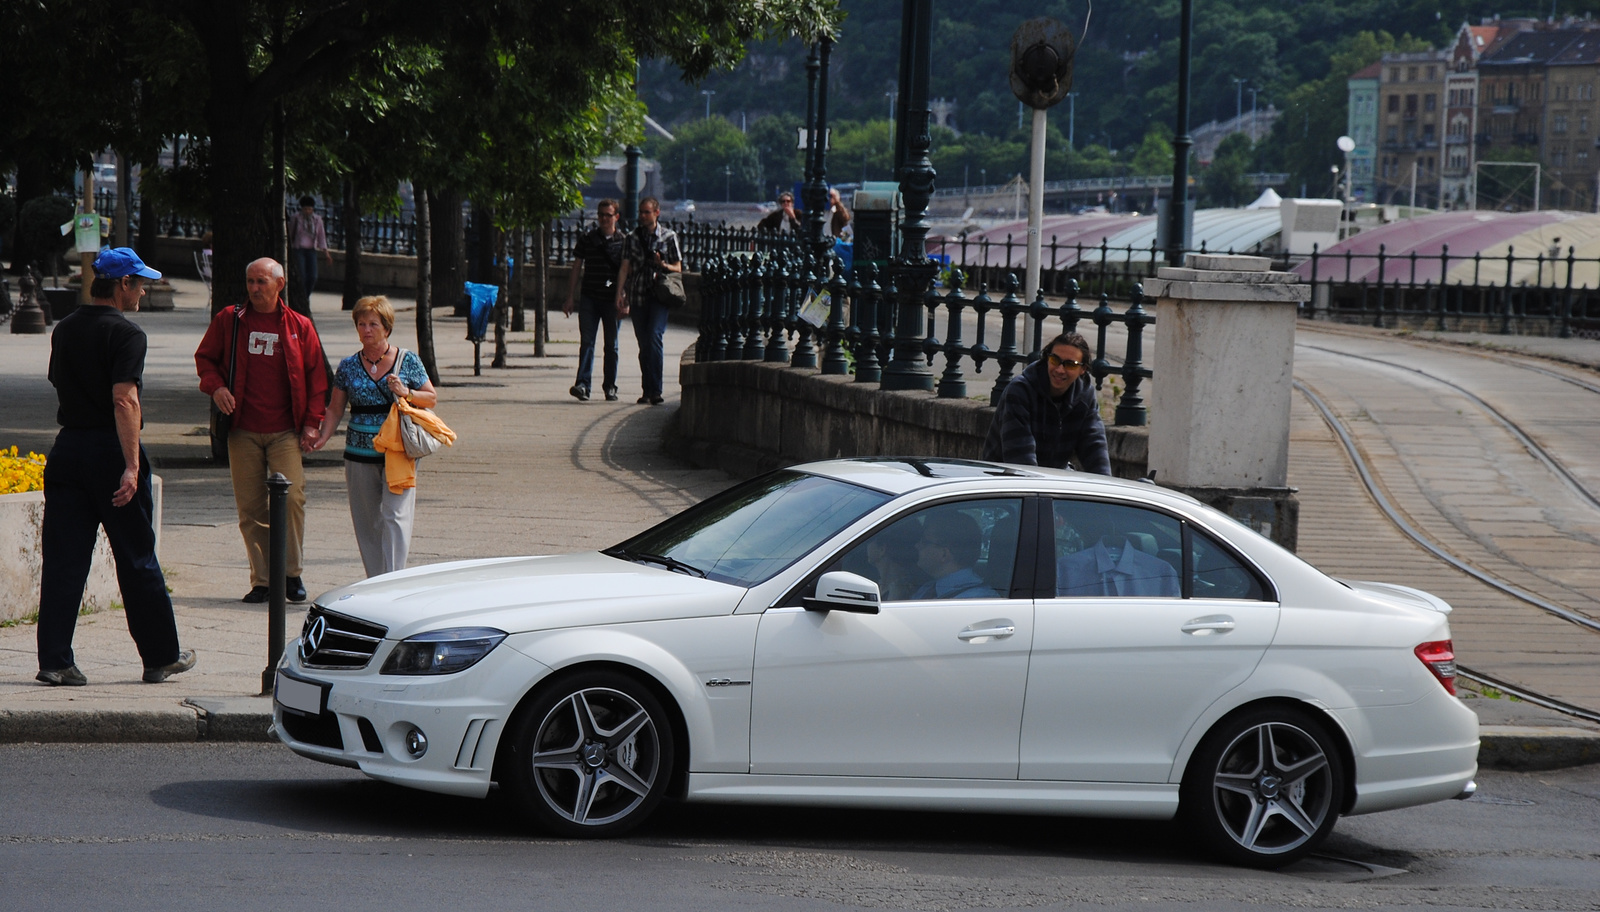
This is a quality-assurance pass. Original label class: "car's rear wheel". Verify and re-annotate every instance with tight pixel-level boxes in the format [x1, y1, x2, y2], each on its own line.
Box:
[504, 671, 674, 838]
[1180, 706, 1344, 868]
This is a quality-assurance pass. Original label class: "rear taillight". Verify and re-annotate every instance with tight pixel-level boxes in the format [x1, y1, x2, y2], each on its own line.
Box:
[1415, 640, 1457, 695]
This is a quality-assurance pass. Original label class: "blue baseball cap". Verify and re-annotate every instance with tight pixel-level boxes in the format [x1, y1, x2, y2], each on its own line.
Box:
[92, 247, 162, 280]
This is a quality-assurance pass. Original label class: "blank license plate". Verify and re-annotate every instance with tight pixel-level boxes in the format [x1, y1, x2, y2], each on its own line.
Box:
[275, 672, 326, 715]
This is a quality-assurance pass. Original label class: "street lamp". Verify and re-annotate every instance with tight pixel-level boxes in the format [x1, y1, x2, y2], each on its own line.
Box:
[1066, 91, 1078, 148]
[725, 164, 731, 202]
[1247, 87, 1259, 141]
[1233, 77, 1245, 126]
[701, 89, 715, 120]
[1337, 135, 1356, 237]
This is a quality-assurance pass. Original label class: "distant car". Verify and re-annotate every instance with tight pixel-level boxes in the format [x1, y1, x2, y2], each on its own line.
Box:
[92, 163, 117, 188]
[674, 199, 696, 213]
[272, 458, 1478, 867]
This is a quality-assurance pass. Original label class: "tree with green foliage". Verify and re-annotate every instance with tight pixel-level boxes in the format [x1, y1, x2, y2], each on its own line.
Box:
[1200, 133, 1256, 207]
[3, 0, 837, 310]
[1258, 30, 1432, 201]
[652, 117, 762, 201]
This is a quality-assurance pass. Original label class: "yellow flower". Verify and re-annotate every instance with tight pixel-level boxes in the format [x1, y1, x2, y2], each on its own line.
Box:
[0, 446, 47, 495]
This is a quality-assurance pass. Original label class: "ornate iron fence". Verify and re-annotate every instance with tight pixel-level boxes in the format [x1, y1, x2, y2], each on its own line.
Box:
[1303, 243, 1600, 338]
[691, 249, 1154, 427]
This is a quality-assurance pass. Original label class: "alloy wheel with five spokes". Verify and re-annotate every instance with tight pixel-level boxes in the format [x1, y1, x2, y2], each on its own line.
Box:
[1181, 707, 1344, 867]
[506, 672, 674, 837]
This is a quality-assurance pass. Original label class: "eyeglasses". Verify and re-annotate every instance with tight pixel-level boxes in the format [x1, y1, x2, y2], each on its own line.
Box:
[597, 211, 618, 219]
[1046, 352, 1085, 370]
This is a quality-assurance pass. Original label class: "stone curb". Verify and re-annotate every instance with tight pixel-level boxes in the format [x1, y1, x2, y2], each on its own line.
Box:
[1, 708, 1594, 771]
[0, 698, 274, 744]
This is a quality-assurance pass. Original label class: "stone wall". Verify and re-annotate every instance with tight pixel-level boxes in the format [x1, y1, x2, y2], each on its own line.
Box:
[0, 478, 163, 624]
[668, 354, 1150, 480]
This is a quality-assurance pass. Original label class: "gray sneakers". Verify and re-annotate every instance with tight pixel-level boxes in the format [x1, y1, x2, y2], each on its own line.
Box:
[36, 665, 88, 686]
[143, 649, 197, 684]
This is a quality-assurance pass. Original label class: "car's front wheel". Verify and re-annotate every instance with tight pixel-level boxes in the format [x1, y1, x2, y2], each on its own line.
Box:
[1180, 706, 1345, 868]
[504, 671, 674, 837]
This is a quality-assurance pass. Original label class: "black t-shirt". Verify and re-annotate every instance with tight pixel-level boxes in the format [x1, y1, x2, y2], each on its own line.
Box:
[573, 226, 627, 301]
[48, 304, 146, 429]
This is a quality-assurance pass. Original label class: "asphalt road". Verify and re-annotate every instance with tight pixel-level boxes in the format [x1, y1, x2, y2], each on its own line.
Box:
[2, 744, 1596, 911]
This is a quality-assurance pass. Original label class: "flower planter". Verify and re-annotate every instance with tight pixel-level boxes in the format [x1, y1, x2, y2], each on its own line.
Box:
[0, 476, 163, 624]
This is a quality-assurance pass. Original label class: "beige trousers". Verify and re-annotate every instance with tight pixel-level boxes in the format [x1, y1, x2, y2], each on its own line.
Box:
[228, 429, 306, 587]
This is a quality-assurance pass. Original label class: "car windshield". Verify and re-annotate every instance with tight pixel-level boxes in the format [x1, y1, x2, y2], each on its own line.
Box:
[607, 471, 891, 588]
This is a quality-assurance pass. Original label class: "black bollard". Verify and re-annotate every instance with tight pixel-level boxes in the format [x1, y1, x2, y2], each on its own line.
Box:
[261, 472, 290, 694]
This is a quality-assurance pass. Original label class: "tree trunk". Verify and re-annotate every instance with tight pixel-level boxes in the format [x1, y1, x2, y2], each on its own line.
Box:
[491, 217, 508, 369]
[511, 225, 526, 332]
[205, 116, 275, 314]
[431, 187, 465, 316]
[534, 224, 548, 357]
[414, 186, 438, 384]
[341, 180, 362, 312]
[136, 167, 161, 267]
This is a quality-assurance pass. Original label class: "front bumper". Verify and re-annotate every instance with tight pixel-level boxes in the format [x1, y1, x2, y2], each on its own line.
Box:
[272, 637, 552, 798]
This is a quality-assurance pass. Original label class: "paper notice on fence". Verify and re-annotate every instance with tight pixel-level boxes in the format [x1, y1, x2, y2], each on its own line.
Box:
[798, 291, 831, 328]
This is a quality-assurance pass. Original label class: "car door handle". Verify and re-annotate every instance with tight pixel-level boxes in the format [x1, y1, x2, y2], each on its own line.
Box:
[1181, 615, 1236, 636]
[957, 624, 1016, 641]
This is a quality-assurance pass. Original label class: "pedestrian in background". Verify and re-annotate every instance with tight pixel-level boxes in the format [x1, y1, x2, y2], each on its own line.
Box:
[312, 296, 436, 577]
[982, 331, 1111, 475]
[37, 247, 195, 686]
[563, 199, 628, 402]
[828, 187, 853, 240]
[195, 258, 329, 604]
[757, 191, 802, 234]
[621, 196, 681, 406]
[289, 196, 332, 313]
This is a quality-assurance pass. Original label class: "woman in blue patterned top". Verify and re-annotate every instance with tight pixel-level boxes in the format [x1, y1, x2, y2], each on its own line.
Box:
[311, 296, 436, 577]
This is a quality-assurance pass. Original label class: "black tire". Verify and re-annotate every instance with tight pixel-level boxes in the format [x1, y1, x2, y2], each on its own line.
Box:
[1179, 706, 1345, 868]
[503, 670, 674, 838]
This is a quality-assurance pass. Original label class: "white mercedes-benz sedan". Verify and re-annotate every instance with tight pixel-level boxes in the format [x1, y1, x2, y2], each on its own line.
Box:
[272, 458, 1478, 867]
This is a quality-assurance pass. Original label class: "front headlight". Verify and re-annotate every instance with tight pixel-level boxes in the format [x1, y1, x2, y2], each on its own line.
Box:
[380, 627, 507, 675]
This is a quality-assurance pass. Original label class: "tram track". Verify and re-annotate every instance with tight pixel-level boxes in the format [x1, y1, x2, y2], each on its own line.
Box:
[1299, 343, 1600, 515]
[1294, 379, 1600, 724]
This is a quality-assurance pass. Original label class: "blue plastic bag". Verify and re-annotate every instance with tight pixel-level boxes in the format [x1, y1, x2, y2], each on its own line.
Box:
[464, 282, 498, 342]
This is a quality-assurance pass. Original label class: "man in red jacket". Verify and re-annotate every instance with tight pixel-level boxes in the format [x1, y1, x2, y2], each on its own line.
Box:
[195, 258, 329, 603]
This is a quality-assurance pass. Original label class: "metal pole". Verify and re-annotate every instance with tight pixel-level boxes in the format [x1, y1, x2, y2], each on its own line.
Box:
[1026, 108, 1047, 302]
[1166, 0, 1194, 267]
[261, 472, 290, 694]
[882, 0, 937, 392]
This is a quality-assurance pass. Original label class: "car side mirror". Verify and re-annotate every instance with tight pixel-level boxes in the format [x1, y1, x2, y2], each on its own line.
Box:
[803, 571, 881, 614]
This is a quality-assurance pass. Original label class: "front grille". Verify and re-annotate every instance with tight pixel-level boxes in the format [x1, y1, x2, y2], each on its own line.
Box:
[280, 708, 344, 749]
[299, 604, 387, 669]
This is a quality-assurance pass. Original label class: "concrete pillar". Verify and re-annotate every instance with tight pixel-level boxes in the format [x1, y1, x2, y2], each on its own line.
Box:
[1144, 253, 1310, 549]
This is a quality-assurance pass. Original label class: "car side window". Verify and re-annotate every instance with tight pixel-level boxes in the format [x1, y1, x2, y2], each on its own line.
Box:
[1052, 499, 1182, 598]
[1189, 527, 1269, 600]
[822, 498, 1023, 601]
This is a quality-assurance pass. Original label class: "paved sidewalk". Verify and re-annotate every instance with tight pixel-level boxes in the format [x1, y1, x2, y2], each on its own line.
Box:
[0, 284, 1596, 770]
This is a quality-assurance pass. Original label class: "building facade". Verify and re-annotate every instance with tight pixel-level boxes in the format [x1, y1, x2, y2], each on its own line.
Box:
[1377, 51, 1449, 207]
[1347, 62, 1381, 202]
[1545, 33, 1600, 211]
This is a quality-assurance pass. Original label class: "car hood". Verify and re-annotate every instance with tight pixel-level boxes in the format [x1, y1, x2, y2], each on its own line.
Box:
[313, 552, 746, 640]
[1337, 579, 1454, 615]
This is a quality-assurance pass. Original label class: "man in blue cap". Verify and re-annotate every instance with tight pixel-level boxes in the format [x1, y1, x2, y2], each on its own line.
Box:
[36, 247, 196, 686]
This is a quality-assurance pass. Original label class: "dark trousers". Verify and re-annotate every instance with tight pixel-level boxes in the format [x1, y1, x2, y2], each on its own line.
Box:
[631, 299, 670, 399]
[37, 428, 179, 671]
[575, 295, 619, 392]
[290, 247, 321, 310]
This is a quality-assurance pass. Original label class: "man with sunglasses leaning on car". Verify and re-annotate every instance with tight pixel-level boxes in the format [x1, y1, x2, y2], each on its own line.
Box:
[982, 331, 1111, 474]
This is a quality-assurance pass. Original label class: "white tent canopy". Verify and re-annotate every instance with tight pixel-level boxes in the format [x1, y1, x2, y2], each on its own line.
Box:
[1246, 187, 1283, 209]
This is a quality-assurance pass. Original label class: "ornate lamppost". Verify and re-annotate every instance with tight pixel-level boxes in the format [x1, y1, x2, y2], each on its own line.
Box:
[880, 0, 938, 391]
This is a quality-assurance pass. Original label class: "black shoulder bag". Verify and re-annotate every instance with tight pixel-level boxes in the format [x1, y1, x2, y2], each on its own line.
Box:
[208, 305, 243, 462]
